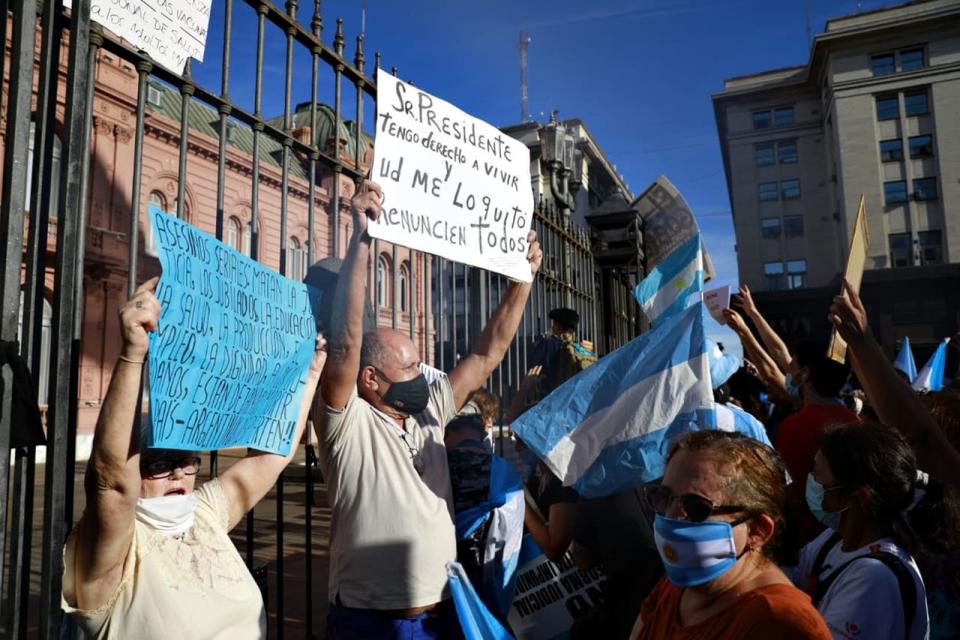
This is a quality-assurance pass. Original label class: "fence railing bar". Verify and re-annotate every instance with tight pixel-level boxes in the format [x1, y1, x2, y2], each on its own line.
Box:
[38, 3, 94, 635]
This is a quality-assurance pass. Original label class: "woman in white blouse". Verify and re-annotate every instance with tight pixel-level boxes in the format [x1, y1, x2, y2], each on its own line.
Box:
[62, 277, 326, 639]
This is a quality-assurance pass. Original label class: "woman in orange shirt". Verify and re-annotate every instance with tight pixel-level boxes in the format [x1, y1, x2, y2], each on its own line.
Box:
[629, 431, 831, 640]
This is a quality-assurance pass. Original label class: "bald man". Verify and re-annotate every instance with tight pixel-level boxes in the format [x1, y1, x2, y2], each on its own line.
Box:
[317, 180, 542, 639]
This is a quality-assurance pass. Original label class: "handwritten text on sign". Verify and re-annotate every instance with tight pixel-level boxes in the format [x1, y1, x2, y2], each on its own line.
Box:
[66, 0, 212, 73]
[369, 69, 534, 282]
[147, 206, 321, 454]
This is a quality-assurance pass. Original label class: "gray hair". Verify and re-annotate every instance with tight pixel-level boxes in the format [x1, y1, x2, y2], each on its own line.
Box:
[360, 331, 390, 370]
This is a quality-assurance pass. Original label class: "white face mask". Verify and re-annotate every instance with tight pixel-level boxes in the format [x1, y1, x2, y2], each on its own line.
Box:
[136, 493, 198, 536]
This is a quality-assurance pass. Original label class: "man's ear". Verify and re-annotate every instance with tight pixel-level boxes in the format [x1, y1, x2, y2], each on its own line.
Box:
[359, 365, 379, 392]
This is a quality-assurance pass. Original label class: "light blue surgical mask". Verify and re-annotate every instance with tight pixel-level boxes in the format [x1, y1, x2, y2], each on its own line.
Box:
[653, 514, 750, 587]
[805, 472, 848, 530]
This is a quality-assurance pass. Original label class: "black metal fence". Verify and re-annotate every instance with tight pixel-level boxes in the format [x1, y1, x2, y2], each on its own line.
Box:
[0, 1, 639, 637]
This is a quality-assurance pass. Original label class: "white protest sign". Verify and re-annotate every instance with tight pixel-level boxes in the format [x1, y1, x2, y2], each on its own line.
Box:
[370, 69, 535, 283]
[508, 535, 607, 639]
[704, 285, 731, 325]
[66, 0, 212, 73]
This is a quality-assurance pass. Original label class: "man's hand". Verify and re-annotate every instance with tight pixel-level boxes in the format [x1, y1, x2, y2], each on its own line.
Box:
[732, 283, 758, 317]
[350, 180, 383, 237]
[527, 230, 543, 277]
[722, 308, 749, 336]
[828, 279, 870, 346]
[119, 277, 160, 361]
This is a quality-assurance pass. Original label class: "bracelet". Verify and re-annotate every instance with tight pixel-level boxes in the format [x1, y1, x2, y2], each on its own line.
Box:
[118, 355, 146, 365]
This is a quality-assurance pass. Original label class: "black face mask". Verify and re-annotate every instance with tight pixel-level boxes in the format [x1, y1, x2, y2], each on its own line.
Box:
[377, 370, 430, 415]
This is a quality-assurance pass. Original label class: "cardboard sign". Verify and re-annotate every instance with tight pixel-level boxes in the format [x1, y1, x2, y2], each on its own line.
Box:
[370, 69, 534, 282]
[633, 176, 716, 282]
[704, 285, 731, 324]
[66, 0, 212, 73]
[146, 206, 323, 454]
[508, 535, 607, 640]
[827, 196, 869, 363]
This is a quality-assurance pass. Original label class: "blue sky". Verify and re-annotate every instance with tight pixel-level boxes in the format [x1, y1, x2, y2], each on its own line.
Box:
[190, 0, 897, 358]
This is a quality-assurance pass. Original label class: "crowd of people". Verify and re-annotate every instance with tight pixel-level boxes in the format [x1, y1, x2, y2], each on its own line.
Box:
[60, 180, 960, 640]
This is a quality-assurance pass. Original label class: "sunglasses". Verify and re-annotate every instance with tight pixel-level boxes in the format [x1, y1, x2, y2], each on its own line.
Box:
[642, 484, 747, 523]
[141, 456, 202, 479]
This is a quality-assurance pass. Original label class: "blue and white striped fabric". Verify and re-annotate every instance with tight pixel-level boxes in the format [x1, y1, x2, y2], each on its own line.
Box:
[711, 403, 772, 447]
[894, 337, 918, 383]
[913, 338, 950, 392]
[448, 562, 515, 640]
[512, 302, 713, 498]
[633, 234, 704, 325]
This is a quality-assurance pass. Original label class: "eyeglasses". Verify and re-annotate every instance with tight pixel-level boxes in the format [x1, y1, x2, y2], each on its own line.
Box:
[141, 456, 202, 479]
[642, 484, 747, 523]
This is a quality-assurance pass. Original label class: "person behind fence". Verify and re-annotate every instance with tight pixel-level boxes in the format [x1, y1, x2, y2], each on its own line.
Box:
[316, 180, 543, 639]
[61, 277, 326, 639]
[629, 431, 831, 640]
[785, 422, 932, 640]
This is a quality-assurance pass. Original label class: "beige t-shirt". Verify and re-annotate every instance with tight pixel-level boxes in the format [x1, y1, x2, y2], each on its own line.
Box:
[318, 379, 457, 609]
[62, 479, 266, 639]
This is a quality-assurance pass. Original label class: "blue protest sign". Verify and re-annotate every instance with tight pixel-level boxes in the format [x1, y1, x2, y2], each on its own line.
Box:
[146, 205, 323, 454]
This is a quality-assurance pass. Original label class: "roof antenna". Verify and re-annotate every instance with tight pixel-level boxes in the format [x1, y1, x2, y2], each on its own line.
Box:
[519, 31, 532, 122]
[360, 0, 366, 39]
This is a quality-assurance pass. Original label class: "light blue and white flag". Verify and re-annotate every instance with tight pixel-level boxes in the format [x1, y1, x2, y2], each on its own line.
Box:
[894, 337, 918, 383]
[448, 561, 514, 640]
[633, 233, 704, 325]
[512, 302, 712, 498]
[913, 338, 950, 392]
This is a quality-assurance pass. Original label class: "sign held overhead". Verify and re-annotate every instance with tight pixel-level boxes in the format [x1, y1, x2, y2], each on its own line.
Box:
[369, 69, 535, 283]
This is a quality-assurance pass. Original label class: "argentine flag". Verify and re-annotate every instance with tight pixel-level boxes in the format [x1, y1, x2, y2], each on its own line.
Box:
[448, 562, 514, 640]
[512, 302, 712, 498]
[894, 337, 918, 383]
[633, 233, 704, 325]
[913, 338, 950, 392]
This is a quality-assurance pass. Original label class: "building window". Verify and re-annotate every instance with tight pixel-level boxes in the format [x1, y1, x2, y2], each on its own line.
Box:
[773, 106, 794, 126]
[876, 95, 899, 120]
[784, 215, 804, 238]
[871, 53, 895, 76]
[908, 134, 933, 158]
[287, 237, 304, 279]
[778, 141, 798, 164]
[786, 260, 807, 289]
[226, 216, 241, 251]
[781, 179, 800, 200]
[755, 144, 775, 167]
[889, 233, 912, 268]
[883, 180, 908, 205]
[904, 89, 928, 116]
[879, 139, 903, 162]
[752, 110, 771, 129]
[242, 224, 252, 257]
[25, 122, 62, 220]
[759, 182, 779, 202]
[399, 264, 409, 312]
[145, 191, 166, 255]
[918, 230, 942, 265]
[913, 177, 938, 201]
[147, 83, 163, 107]
[764, 262, 785, 291]
[376, 255, 389, 306]
[760, 218, 781, 239]
[17, 292, 52, 405]
[899, 48, 925, 72]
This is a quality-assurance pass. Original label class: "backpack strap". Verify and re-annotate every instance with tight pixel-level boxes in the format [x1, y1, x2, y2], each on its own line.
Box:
[806, 531, 843, 598]
[812, 548, 916, 640]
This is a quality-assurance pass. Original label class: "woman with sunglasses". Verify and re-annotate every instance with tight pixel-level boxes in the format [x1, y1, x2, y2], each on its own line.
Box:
[62, 277, 326, 639]
[629, 430, 831, 640]
[789, 422, 930, 640]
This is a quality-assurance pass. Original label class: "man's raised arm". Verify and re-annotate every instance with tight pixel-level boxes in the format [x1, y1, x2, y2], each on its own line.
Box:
[734, 283, 792, 372]
[320, 181, 382, 411]
[448, 230, 543, 410]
